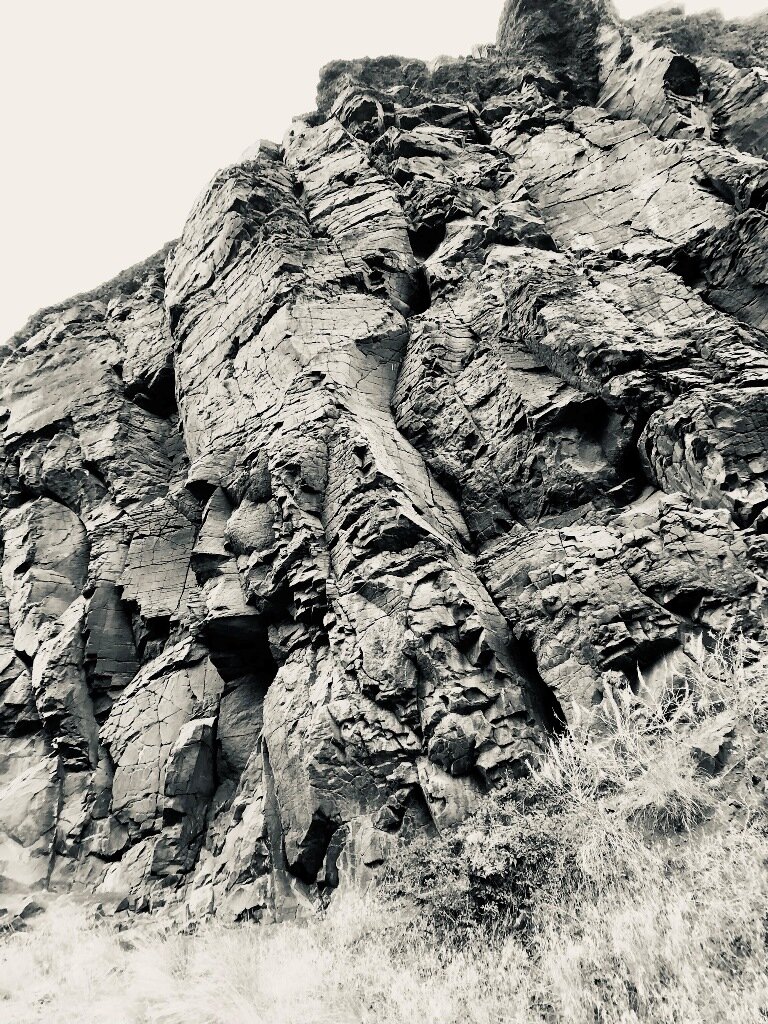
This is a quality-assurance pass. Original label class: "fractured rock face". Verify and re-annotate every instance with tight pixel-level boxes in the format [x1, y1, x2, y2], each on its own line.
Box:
[497, 0, 611, 100]
[2, 0, 768, 919]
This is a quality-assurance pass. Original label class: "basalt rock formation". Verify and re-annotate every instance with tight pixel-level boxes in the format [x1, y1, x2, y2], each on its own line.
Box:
[2, 0, 768, 921]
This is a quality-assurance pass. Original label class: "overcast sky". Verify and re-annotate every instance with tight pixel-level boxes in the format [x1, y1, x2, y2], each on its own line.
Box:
[0, 0, 764, 340]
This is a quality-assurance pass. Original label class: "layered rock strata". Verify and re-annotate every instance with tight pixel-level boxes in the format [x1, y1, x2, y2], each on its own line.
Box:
[2, 0, 768, 920]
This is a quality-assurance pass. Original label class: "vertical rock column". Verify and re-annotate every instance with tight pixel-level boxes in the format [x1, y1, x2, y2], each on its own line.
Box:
[497, 0, 613, 100]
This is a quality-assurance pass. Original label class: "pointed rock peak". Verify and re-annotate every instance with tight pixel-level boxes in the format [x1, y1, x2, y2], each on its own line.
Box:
[496, 0, 618, 100]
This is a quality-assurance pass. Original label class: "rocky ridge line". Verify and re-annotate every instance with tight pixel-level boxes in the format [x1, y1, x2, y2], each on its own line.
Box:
[1, 0, 767, 922]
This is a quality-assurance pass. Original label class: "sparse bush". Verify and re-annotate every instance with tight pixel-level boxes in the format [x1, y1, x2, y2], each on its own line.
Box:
[628, 8, 768, 70]
[383, 785, 573, 940]
[382, 777, 646, 943]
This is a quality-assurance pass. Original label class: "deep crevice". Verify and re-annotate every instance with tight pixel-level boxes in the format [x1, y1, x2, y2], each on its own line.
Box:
[124, 354, 178, 419]
[290, 809, 342, 884]
[408, 221, 447, 262]
[512, 632, 567, 736]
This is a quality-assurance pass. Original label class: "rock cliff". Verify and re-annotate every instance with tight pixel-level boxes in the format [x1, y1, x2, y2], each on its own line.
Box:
[2, 0, 768, 921]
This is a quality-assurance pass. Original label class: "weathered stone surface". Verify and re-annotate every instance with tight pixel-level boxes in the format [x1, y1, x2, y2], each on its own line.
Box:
[689, 211, 768, 331]
[101, 641, 224, 838]
[1, 499, 88, 659]
[31, 598, 99, 767]
[2, 0, 768, 919]
[597, 26, 705, 140]
[699, 58, 768, 159]
[479, 491, 768, 718]
[494, 106, 768, 258]
[0, 737, 58, 891]
[497, 0, 611, 100]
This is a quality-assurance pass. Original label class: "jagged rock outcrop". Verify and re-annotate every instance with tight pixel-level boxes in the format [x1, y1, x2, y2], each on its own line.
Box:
[1, 0, 768, 921]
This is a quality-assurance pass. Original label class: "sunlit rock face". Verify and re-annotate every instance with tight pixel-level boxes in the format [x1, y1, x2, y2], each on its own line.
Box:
[2, 0, 768, 922]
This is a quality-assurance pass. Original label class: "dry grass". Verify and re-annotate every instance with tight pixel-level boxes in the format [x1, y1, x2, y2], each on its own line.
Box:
[533, 822, 768, 1023]
[0, 896, 537, 1024]
[2, 639, 767, 1024]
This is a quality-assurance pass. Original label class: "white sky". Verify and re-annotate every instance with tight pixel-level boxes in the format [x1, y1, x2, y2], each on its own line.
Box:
[0, 0, 763, 340]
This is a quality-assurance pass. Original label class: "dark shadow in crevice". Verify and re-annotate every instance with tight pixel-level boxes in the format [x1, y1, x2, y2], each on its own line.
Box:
[81, 459, 110, 490]
[124, 353, 178, 419]
[290, 810, 341, 885]
[609, 636, 680, 684]
[128, 609, 171, 662]
[185, 479, 218, 506]
[606, 407, 656, 503]
[407, 266, 433, 315]
[408, 221, 446, 262]
[512, 633, 567, 736]
[669, 248, 705, 290]
[664, 588, 706, 619]
[202, 615, 278, 685]
[663, 55, 701, 97]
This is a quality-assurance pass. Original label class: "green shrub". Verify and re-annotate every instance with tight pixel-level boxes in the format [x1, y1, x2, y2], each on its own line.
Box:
[382, 779, 645, 944]
[382, 785, 568, 940]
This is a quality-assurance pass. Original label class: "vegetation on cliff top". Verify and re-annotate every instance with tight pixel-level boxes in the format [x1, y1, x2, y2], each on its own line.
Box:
[6, 241, 176, 349]
[628, 5, 768, 69]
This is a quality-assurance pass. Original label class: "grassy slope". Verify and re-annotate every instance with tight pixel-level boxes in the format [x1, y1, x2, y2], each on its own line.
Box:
[2, 639, 767, 1023]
